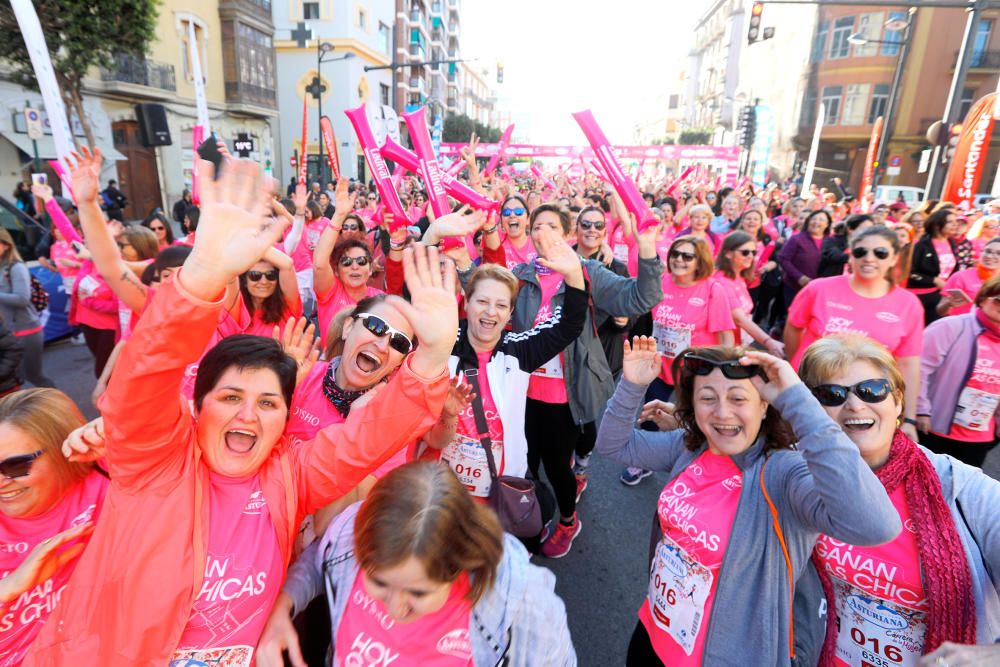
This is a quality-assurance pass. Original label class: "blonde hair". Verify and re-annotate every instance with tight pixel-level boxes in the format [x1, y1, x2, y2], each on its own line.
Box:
[798, 335, 905, 409]
[464, 263, 519, 302]
[688, 204, 713, 220]
[0, 229, 23, 265]
[0, 389, 92, 486]
[354, 462, 503, 604]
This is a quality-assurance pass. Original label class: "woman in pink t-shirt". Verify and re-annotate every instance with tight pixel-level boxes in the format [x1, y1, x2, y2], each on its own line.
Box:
[799, 335, 1000, 665]
[142, 212, 175, 250]
[968, 214, 999, 259]
[786, 226, 924, 441]
[713, 232, 785, 357]
[938, 237, 1000, 318]
[676, 204, 721, 256]
[0, 389, 108, 667]
[220, 247, 302, 338]
[499, 195, 536, 270]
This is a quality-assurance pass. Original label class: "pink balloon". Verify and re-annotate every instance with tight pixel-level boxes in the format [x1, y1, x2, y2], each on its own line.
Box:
[344, 105, 410, 228]
[401, 108, 451, 218]
[380, 137, 498, 214]
[573, 110, 656, 232]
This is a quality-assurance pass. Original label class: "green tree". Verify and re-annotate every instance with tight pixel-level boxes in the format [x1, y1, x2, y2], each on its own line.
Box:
[678, 128, 713, 145]
[443, 113, 501, 144]
[0, 0, 160, 147]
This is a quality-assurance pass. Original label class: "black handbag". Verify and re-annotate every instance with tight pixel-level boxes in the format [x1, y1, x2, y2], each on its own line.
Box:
[462, 368, 544, 537]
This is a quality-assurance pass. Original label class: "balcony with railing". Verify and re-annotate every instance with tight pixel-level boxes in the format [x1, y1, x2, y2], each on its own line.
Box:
[430, 0, 443, 15]
[225, 81, 276, 108]
[100, 53, 176, 93]
[956, 49, 1000, 69]
[409, 42, 426, 58]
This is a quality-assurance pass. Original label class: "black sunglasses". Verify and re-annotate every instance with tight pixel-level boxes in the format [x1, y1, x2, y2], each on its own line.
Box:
[0, 450, 44, 480]
[247, 269, 278, 282]
[810, 379, 893, 407]
[339, 255, 370, 267]
[851, 246, 892, 260]
[354, 313, 413, 354]
[578, 219, 606, 230]
[737, 248, 757, 257]
[683, 354, 764, 381]
[669, 250, 697, 262]
[342, 223, 362, 231]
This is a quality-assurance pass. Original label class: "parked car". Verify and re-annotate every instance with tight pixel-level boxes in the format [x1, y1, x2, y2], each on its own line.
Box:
[875, 185, 925, 206]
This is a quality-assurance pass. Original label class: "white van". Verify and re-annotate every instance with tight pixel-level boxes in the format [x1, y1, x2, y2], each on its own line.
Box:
[875, 185, 925, 206]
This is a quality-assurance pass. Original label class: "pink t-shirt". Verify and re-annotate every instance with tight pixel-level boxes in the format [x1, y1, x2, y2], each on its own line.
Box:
[815, 487, 928, 667]
[787, 275, 924, 369]
[933, 238, 956, 279]
[501, 235, 536, 271]
[640, 451, 741, 664]
[0, 472, 108, 667]
[172, 473, 284, 666]
[432, 351, 505, 499]
[287, 218, 328, 273]
[315, 281, 383, 348]
[48, 241, 80, 280]
[652, 278, 734, 384]
[218, 295, 303, 339]
[940, 331, 1000, 442]
[943, 268, 987, 316]
[625, 232, 673, 278]
[334, 571, 474, 667]
[610, 221, 631, 270]
[526, 270, 569, 404]
[714, 272, 754, 345]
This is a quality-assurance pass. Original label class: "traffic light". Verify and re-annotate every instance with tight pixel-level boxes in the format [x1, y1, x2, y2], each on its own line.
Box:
[748, 2, 764, 44]
[925, 120, 948, 146]
[945, 122, 963, 161]
[496, 63, 504, 84]
[738, 105, 757, 149]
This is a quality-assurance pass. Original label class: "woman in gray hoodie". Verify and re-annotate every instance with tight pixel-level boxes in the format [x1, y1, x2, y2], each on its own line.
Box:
[0, 229, 52, 388]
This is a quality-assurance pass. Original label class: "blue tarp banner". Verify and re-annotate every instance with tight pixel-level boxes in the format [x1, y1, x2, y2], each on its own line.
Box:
[29, 265, 76, 342]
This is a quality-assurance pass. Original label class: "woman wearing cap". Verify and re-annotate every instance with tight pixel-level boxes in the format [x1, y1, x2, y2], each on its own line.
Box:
[798, 334, 1000, 666]
[908, 207, 959, 325]
[24, 149, 454, 665]
[595, 338, 899, 666]
[0, 389, 107, 666]
[256, 462, 576, 667]
[785, 226, 923, 441]
[937, 237, 1000, 318]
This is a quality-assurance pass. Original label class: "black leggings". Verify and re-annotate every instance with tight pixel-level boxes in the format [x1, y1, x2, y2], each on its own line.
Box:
[574, 421, 597, 459]
[626, 621, 664, 666]
[525, 398, 580, 519]
[80, 325, 116, 378]
[921, 430, 997, 468]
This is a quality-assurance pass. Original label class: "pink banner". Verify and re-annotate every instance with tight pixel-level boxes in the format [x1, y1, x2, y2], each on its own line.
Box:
[319, 115, 340, 180]
[344, 105, 410, 230]
[439, 142, 742, 162]
[401, 108, 451, 219]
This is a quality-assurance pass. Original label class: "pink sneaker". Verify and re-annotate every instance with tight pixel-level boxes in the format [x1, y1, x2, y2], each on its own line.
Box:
[541, 515, 582, 559]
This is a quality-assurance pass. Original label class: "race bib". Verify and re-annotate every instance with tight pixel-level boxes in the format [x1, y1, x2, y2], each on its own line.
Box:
[953, 386, 1000, 431]
[613, 243, 629, 264]
[652, 321, 692, 359]
[531, 353, 564, 379]
[647, 536, 712, 656]
[169, 646, 253, 667]
[831, 578, 925, 667]
[440, 434, 503, 498]
[305, 228, 321, 251]
[77, 274, 100, 298]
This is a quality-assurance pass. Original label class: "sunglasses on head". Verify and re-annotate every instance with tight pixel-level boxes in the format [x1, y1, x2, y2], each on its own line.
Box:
[579, 219, 605, 230]
[339, 255, 370, 267]
[669, 249, 697, 262]
[810, 378, 893, 407]
[683, 354, 764, 381]
[0, 450, 44, 480]
[502, 207, 526, 217]
[737, 248, 757, 257]
[354, 313, 413, 354]
[247, 269, 278, 282]
[851, 246, 892, 260]
[342, 223, 361, 231]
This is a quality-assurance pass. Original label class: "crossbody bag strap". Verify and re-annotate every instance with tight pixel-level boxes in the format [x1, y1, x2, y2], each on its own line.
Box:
[461, 368, 499, 480]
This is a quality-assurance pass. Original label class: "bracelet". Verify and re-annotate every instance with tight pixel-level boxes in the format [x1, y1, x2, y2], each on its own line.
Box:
[903, 418, 918, 426]
[483, 223, 499, 234]
[389, 240, 406, 251]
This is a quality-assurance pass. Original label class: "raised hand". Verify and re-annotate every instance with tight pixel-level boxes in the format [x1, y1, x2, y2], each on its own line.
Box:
[460, 133, 479, 166]
[623, 336, 660, 387]
[639, 399, 678, 431]
[62, 417, 106, 463]
[273, 317, 320, 384]
[30, 183, 53, 203]
[182, 157, 288, 301]
[535, 226, 584, 288]
[391, 245, 458, 379]
[426, 206, 485, 242]
[66, 146, 103, 204]
[0, 522, 94, 604]
[291, 182, 308, 215]
[333, 176, 357, 216]
[742, 350, 801, 404]
[442, 376, 475, 418]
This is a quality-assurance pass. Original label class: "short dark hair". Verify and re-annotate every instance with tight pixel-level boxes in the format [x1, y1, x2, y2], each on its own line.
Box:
[802, 210, 833, 236]
[844, 214, 873, 233]
[194, 335, 297, 413]
[924, 208, 956, 239]
[529, 203, 571, 235]
[184, 205, 201, 232]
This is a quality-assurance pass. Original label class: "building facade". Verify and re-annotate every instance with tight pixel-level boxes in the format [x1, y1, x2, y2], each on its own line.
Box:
[394, 0, 461, 117]
[685, 0, 746, 139]
[460, 64, 497, 128]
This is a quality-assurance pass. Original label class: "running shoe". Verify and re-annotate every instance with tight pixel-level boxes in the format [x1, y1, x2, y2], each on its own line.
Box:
[572, 453, 591, 477]
[541, 515, 582, 559]
[620, 467, 652, 486]
[575, 474, 588, 503]
[539, 519, 553, 544]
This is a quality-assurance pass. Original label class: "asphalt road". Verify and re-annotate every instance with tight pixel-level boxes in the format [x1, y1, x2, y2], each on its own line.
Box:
[38, 339, 1000, 667]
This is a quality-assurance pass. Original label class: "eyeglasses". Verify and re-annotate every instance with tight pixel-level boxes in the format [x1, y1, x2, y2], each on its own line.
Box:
[0, 450, 44, 480]
[851, 246, 892, 260]
[682, 354, 763, 380]
[367, 196, 378, 202]
[247, 269, 279, 282]
[502, 207, 526, 217]
[810, 379, 893, 407]
[150, 226, 165, 232]
[737, 248, 757, 257]
[983, 248, 1000, 257]
[578, 219, 605, 230]
[669, 250, 697, 262]
[342, 223, 361, 232]
[339, 255, 371, 267]
[354, 313, 413, 354]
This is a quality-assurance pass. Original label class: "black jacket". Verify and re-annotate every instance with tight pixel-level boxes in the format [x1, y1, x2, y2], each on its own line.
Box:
[817, 234, 848, 277]
[583, 250, 630, 379]
[0, 322, 23, 393]
[908, 235, 956, 289]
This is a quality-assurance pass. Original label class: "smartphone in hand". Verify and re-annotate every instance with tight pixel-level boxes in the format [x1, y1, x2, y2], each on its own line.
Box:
[196, 134, 224, 179]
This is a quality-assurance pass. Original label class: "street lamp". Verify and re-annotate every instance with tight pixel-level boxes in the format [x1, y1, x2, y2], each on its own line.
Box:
[314, 41, 355, 184]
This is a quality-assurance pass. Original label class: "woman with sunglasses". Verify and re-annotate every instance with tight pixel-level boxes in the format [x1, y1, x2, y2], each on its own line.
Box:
[714, 232, 785, 357]
[257, 462, 576, 667]
[734, 209, 782, 324]
[219, 248, 302, 339]
[937, 237, 1000, 318]
[798, 334, 1000, 665]
[499, 195, 536, 270]
[0, 389, 108, 666]
[142, 212, 175, 250]
[513, 203, 664, 558]
[786, 226, 923, 440]
[312, 179, 383, 347]
[25, 152, 454, 666]
[918, 276, 1000, 468]
[596, 339, 898, 666]
[907, 207, 959, 325]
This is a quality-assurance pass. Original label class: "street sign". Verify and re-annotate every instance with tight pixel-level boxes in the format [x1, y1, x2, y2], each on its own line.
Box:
[889, 155, 902, 167]
[23, 107, 43, 140]
[234, 133, 255, 157]
[887, 166, 901, 176]
[918, 148, 931, 174]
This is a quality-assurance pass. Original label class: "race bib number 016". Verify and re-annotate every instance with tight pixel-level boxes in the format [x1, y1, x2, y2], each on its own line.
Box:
[831, 578, 925, 667]
[647, 536, 712, 656]
[652, 322, 691, 359]
[440, 435, 503, 498]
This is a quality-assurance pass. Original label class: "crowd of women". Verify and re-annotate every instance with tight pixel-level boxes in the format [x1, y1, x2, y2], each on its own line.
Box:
[0, 138, 998, 667]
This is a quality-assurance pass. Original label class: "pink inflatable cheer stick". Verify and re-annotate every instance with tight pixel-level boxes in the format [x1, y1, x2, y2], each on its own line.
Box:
[344, 105, 411, 231]
[446, 159, 466, 177]
[401, 107, 451, 219]
[484, 123, 515, 175]
[664, 165, 695, 196]
[531, 164, 557, 190]
[380, 137, 499, 214]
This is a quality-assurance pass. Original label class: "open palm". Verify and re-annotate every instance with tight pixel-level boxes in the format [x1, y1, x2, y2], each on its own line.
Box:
[623, 336, 660, 386]
[66, 147, 103, 203]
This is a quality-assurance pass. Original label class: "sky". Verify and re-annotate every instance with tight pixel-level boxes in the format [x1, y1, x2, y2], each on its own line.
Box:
[461, 0, 705, 145]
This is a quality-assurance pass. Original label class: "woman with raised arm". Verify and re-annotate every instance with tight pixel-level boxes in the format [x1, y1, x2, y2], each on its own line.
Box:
[23, 149, 453, 666]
